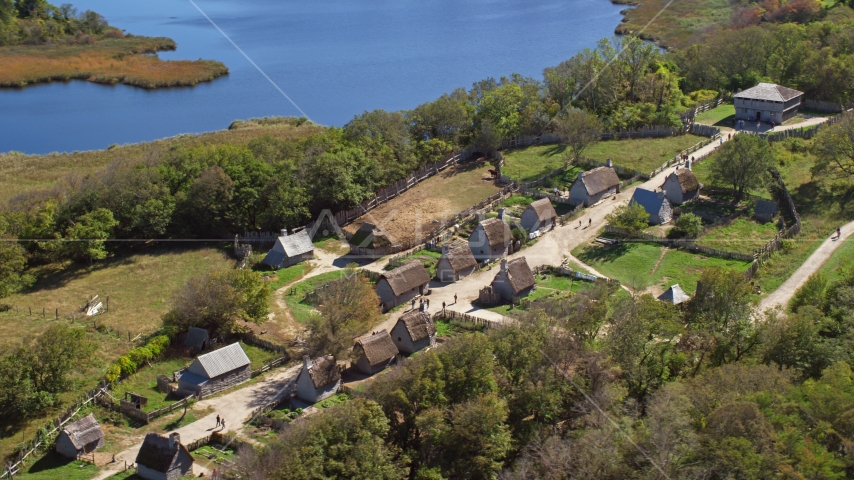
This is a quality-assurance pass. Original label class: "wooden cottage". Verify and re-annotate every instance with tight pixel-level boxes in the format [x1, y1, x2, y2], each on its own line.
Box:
[630, 188, 673, 225]
[296, 355, 341, 404]
[55, 414, 104, 459]
[469, 216, 512, 262]
[658, 284, 690, 306]
[177, 343, 251, 397]
[182, 327, 210, 351]
[262, 229, 315, 269]
[570, 166, 620, 206]
[350, 222, 393, 249]
[353, 330, 399, 375]
[754, 200, 779, 223]
[436, 241, 477, 283]
[376, 261, 431, 311]
[391, 310, 436, 354]
[491, 257, 536, 303]
[661, 169, 700, 205]
[520, 198, 558, 233]
[734, 83, 804, 124]
[135, 432, 194, 480]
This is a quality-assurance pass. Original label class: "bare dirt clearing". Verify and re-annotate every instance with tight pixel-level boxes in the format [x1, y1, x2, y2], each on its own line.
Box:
[344, 160, 501, 245]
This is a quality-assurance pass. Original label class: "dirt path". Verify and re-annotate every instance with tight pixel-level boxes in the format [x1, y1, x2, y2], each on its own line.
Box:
[94, 364, 301, 480]
[759, 221, 854, 312]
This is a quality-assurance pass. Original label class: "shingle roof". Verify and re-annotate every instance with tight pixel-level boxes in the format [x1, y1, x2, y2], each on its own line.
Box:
[578, 167, 620, 196]
[754, 199, 779, 216]
[304, 355, 340, 389]
[380, 261, 431, 297]
[183, 327, 209, 350]
[658, 284, 690, 305]
[396, 311, 436, 342]
[479, 218, 512, 247]
[62, 414, 104, 450]
[443, 241, 477, 272]
[263, 230, 314, 266]
[631, 188, 669, 216]
[526, 198, 558, 221]
[136, 433, 191, 473]
[355, 330, 399, 367]
[501, 257, 536, 294]
[734, 83, 803, 102]
[668, 169, 700, 193]
[190, 343, 250, 379]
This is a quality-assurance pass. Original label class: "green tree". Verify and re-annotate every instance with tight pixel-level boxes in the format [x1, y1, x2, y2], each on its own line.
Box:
[709, 133, 773, 202]
[605, 202, 649, 236]
[761, 307, 835, 379]
[163, 269, 269, 336]
[672, 212, 703, 238]
[0, 240, 33, 298]
[552, 109, 603, 165]
[812, 113, 854, 180]
[437, 334, 497, 405]
[63, 208, 117, 264]
[789, 271, 828, 313]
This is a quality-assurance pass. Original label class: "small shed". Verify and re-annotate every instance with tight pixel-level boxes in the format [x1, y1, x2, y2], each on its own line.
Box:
[734, 83, 804, 123]
[491, 257, 536, 303]
[262, 229, 315, 269]
[350, 222, 393, 249]
[353, 330, 399, 375]
[177, 343, 251, 397]
[570, 166, 620, 206]
[135, 432, 194, 480]
[55, 414, 104, 459]
[469, 216, 512, 262]
[391, 310, 436, 354]
[630, 188, 673, 225]
[296, 355, 341, 404]
[658, 284, 690, 306]
[183, 327, 210, 351]
[520, 198, 558, 233]
[436, 241, 477, 283]
[661, 169, 701, 205]
[754, 200, 779, 223]
[376, 261, 431, 311]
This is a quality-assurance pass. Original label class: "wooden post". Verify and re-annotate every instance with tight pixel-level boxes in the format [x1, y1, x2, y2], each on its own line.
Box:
[55, 309, 58, 320]
[106, 297, 109, 313]
[28, 307, 31, 315]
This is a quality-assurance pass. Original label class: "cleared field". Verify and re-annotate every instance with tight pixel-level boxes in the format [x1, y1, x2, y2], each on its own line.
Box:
[0, 121, 323, 204]
[694, 104, 735, 126]
[696, 218, 779, 255]
[501, 135, 706, 181]
[344, 159, 502, 245]
[0, 245, 234, 342]
[573, 240, 753, 295]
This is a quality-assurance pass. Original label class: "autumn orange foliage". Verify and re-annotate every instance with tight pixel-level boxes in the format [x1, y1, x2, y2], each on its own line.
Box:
[0, 36, 228, 88]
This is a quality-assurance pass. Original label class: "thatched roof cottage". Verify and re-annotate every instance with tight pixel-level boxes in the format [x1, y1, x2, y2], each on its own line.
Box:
[520, 198, 558, 233]
[376, 261, 431, 311]
[490, 257, 536, 303]
[469, 215, 512, 262]
[570, 166, 620, 206]
[661, 169, 701, 205]
[296, 355, 341, 404]
[55, 414, 104, 459]
[135, 432, 193, 480]
[391, 310, 437, 354]
[436, 241, 477, 283]
[353, 330, 399, 375]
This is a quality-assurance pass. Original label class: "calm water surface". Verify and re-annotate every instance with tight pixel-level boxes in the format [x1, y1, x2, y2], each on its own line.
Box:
[0, 0, 624, 154]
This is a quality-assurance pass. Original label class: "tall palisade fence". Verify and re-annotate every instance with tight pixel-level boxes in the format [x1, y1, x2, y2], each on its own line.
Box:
[743, 168, 802, 280]
[750, 109, 854, 143]
[680, 95, 728, 125]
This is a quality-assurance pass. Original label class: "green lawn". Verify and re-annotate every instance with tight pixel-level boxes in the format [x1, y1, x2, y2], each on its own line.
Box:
[694, 104, 735, 127]
[696, 218, 779, 255]
[283, 270, 350, 324]
[573, 240, 753, 293]
[501, 135, 707, 182]
[266, 264, 309, 291]
[819, 237, 854, 282]
[14, 452, 98, 480]
[313, 234, 350, 256]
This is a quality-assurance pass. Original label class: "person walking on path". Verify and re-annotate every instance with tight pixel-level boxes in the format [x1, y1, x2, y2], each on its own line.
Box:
[442, 301, 446, 311]
[411, 298, 416, 310]
[589, 218, 592, 227]
[836, 227, 842, 239]
[215, 415, 220, 428]
[220, 418, 226, 431]
[578, 220, 581, 228]
[454, 294, 458, 304]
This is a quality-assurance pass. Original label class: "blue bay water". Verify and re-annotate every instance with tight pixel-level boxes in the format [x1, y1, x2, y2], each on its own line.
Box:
[0, 0, 624, 154]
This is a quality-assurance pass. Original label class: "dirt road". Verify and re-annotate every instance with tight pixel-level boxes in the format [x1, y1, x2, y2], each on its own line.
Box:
[759, 221, 854, 312]
[94, 364, 301, 480]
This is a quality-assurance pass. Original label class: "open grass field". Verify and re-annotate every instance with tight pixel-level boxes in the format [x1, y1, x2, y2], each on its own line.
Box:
[694, 104, 735, 127]
[343, 159, 502, 245]
[819, 237, 854, 282]
[573, 239, 753, 295]
[0, 245, 234, 342]
[282, 270, 350, 324]
[0, 120, 322, 204]
[0, 36, 227, 89]
[696, 218, 779, 255]
[616, 0, 735, 47]
[501, 135, 706, 181]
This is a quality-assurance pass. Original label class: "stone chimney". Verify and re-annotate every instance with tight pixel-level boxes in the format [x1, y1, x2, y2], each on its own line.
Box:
[500, 259, 508, 273]
[657, 190, 665, 199]
[303, 355, 311, 371]
[498, 208, 506, 220]
[169, 432, 180, 450]
[606, 158, 612, 168]
[281, 229, 288, 237]
[442, 243, 450, 255]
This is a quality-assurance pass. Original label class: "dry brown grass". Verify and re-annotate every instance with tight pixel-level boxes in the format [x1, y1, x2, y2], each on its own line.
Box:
[0, 121, 324, 204]
[0, 36, 227, 88]
[615, 0, 735, 47]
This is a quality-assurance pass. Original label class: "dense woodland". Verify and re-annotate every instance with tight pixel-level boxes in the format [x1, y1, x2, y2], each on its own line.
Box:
[0, 0, 113, 45]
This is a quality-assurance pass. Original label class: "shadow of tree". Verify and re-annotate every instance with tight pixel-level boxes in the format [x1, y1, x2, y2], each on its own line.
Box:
[575, 243, 634, 265]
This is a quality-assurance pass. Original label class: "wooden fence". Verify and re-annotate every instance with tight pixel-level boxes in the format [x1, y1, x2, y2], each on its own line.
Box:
[803, 99, 853, 113]
[500, 125, 687, 150]
[433, 309, 507, 329]
[603, 225, 755, 261]
[680, 95, 727, 124]
[239, 332, 289, 356]
[744, 168, 803, 280]
[251, 355, 289, 379]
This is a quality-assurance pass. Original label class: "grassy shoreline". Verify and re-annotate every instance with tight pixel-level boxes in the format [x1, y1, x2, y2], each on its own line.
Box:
[0, 35, 228, 89]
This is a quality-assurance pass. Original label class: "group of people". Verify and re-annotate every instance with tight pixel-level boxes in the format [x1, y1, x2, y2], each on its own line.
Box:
[215, 415, 226, 431]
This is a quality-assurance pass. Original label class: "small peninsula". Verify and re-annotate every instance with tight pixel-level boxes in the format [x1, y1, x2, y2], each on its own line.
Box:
[0, 1, 227, 88]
